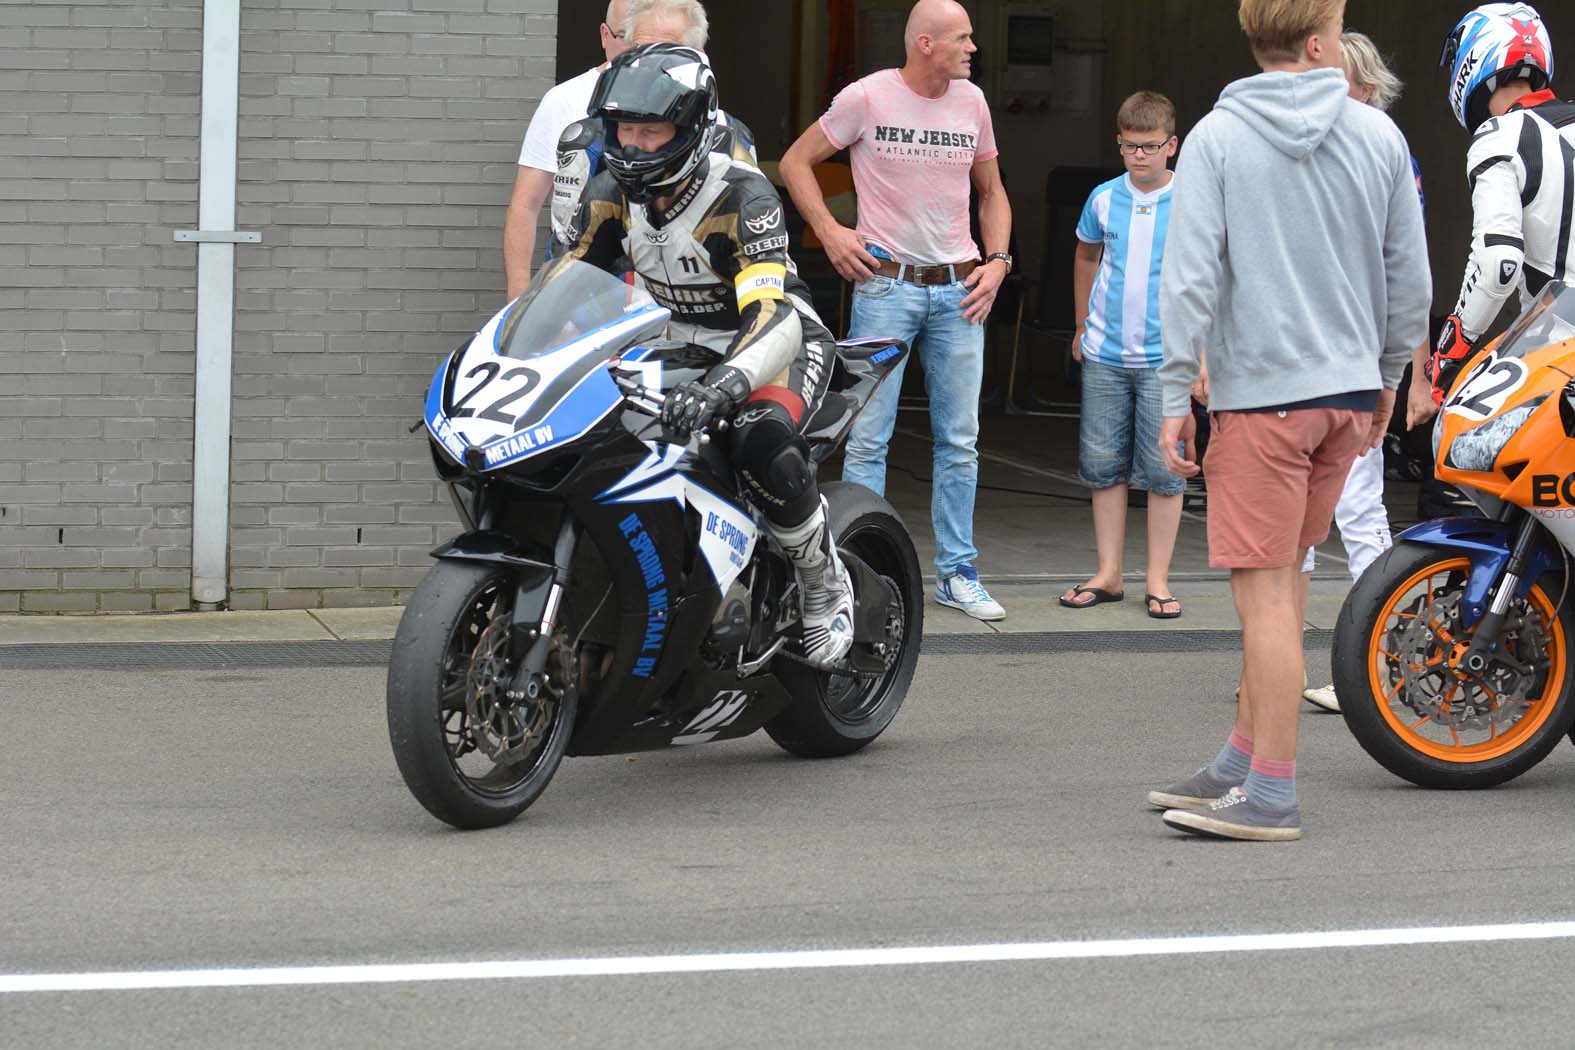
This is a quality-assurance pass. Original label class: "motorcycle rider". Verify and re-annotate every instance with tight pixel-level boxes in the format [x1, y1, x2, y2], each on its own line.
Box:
[538, 43, 856, 670]
[1432, 3, 1572, 401]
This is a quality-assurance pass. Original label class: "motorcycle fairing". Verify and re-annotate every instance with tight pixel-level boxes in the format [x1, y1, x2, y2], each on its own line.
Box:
[1397, 516, 1564, 629]
[597, 440, 760, 596]
[423, 301, 671, 470]
[803, 338, 910, 463]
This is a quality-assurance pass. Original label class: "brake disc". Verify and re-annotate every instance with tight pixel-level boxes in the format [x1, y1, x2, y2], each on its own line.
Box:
[463, 611, 570, 763]
[1386, 589, 1549, 732]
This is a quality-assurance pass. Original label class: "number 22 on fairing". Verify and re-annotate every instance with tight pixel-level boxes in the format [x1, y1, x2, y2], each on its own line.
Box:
[1445, 354, 1528, 421]
[444, 361, 542, 429]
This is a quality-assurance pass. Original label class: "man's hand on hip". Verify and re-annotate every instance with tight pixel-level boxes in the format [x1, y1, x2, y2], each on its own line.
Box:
[1159, 413, 1200, 479]
[819, 224, 879, 284]
[961, 259, 1007, 325]
[1363, 388, 1397, 454]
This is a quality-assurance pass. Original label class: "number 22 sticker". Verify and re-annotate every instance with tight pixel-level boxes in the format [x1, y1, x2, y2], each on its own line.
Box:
[1444, 354, 1528, 421]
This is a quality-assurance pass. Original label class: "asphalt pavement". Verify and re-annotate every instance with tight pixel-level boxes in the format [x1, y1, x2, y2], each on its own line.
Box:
[5, 643, 1575, 1048]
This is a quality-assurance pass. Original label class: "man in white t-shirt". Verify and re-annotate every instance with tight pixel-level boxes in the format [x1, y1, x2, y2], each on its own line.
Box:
[502, 0, 630, 300]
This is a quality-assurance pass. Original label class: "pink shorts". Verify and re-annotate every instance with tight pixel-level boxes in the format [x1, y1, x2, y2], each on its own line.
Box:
[1204, 408, 1370, 570]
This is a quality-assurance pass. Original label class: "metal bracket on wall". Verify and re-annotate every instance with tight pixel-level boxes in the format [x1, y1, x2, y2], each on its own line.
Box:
[174, 230, 262, 244]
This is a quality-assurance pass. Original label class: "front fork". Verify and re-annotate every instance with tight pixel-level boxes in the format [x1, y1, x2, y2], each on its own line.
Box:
[506, 512, 579, 704]
[1458, 511, 1546, 675]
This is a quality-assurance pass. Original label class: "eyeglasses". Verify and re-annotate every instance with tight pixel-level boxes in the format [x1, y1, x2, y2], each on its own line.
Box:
[603, 23, 625, 40]
[1116, 138, 1173, 156]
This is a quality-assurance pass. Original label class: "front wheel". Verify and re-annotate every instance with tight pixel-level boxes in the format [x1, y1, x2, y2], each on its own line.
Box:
[767, 481, 923, 758]
[386, 560, 578, 829]
[1331, 540, 1575, 789]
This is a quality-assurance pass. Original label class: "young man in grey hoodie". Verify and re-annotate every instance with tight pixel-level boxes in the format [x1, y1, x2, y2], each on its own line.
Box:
[1146, 0, 1432, 841]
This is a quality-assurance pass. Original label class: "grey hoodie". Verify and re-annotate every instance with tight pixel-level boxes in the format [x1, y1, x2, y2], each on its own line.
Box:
[1157, 67, 1431, 416]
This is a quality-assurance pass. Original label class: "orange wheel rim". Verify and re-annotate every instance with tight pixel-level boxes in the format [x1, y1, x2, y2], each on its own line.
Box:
[1366, 556, 1566, 763]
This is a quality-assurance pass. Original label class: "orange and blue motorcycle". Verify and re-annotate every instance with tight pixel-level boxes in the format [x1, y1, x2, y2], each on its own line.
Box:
[1334, 281, 1575, 787]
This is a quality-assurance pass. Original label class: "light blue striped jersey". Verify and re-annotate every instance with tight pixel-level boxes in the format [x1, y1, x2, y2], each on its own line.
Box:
[1076, 173, 1175, 369]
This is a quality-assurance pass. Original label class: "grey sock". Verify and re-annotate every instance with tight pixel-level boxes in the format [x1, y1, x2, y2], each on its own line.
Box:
[1204, 735, 1252, 784]
[1244, 766, 1298, 813]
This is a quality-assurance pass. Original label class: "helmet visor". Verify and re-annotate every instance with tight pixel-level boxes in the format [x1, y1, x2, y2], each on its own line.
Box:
[589, 67, 696, 125]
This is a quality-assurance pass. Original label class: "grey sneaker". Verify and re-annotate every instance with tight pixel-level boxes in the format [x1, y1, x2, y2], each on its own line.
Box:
[1162, 786, 1303, 842]
[1146, 767, 1238, 811]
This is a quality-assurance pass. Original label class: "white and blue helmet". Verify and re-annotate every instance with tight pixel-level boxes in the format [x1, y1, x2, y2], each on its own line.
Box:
[1442, 3, 1555, 130]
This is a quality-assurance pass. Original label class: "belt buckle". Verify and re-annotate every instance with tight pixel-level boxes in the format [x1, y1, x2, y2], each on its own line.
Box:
[912, 265, 934, 284]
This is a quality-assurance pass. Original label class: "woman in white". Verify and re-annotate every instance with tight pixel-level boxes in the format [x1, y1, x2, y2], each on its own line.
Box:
[1301, 32, 1432, 713]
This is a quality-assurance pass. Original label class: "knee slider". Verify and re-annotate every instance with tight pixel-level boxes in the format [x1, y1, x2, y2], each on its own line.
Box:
[766, 440, 812, 500]
[733, 406, 810, 501]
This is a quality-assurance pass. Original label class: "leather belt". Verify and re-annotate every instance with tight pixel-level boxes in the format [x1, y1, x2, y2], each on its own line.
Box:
[872, 258, 977, 286]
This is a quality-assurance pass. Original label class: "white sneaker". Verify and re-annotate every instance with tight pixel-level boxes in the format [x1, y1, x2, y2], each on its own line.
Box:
[1302, 684, 1340, 713]
[936, 566, 1005, 621]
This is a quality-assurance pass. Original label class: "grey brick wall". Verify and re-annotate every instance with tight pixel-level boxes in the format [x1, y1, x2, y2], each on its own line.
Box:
[1, 0, 557, 614]
[0, 0, 203, 614]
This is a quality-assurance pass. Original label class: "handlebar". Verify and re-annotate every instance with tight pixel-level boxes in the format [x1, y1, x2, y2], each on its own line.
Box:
[610, 367, 729, 444]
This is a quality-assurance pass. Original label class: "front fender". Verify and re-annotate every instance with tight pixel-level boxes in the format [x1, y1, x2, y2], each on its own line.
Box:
[430, 530, 560, 642]
[430, 529, 554, 574]
[1396, 517, 1561, 628]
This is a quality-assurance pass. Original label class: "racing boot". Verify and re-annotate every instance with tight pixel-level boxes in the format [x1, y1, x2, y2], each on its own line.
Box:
[770, 500, 855, 669]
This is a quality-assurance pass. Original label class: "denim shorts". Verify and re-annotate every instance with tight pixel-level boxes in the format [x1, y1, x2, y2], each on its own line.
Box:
[1077, 359, 1187, 496]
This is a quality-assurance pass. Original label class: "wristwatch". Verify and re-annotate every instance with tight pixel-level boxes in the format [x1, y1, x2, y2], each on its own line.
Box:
[985, 252, 1014, 274]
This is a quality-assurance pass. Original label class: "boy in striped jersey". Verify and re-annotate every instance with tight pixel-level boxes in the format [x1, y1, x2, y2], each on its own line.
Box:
[1061, 93, 1187, 620]
[1433, 3, 1571, 398]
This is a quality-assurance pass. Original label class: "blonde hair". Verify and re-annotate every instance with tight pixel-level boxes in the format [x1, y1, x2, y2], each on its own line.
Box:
[1341, 31, 1402, 112]
[1238, 0, 1345, 63]
[1118, 91, 1176, 136]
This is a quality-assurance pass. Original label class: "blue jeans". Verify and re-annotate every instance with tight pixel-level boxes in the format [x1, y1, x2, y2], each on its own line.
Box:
[1077, 359, 1186, 497]
[840, 274, 982, 577]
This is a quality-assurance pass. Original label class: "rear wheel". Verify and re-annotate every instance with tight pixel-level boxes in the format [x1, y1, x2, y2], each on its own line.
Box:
[386, 560, 577, 828]
[1331, 541, 1575, 788]
[767, 481, 923, 758]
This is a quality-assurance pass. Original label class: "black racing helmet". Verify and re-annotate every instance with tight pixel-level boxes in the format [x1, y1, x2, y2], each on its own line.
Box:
[590, 43, 719, 204]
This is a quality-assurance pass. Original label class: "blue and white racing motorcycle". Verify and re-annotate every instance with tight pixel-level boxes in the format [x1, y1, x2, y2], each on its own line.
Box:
[386, 262, 923, 829]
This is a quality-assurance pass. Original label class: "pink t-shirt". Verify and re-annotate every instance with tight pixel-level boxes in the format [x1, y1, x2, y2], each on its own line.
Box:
[819, 69, 998, 266]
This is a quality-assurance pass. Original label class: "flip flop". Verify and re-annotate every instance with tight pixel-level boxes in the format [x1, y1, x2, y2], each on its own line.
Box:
[1146, 594, 1183, 620]
[1059, 585, 1125, 609]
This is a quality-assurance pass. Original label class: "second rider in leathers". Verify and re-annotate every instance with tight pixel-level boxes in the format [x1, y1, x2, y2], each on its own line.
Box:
[538, 43, 857, 669]
[1433, 3, 1572, 399]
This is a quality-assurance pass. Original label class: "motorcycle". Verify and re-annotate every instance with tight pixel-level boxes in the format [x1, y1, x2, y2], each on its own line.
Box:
[1333, 280, 1575, 788]
[386, 261, 923, 828]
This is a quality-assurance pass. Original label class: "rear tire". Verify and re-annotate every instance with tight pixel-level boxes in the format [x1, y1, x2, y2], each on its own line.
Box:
[767, 481, 923, 758]
[1331, 540, 1575, 789]
[386, 560, 576, 829]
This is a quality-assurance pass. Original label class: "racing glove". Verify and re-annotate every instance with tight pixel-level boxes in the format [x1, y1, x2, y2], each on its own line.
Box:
[1429, 314, 1477, 407]
[660, 365, 750, 441]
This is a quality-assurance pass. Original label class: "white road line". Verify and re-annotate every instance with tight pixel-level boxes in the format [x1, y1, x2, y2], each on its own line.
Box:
[6, 922, 1575, 994]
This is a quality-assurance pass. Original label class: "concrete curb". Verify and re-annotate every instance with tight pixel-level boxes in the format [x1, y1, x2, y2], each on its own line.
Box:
[0, 580, 1354, 647]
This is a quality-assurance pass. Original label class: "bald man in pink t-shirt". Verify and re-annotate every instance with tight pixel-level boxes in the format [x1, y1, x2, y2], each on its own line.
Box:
[781, 0, 1013, 622]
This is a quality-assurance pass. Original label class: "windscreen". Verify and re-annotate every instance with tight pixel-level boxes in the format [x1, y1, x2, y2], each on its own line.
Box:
[1493, 281, 1575, 360]
[495, 261, 660, 362]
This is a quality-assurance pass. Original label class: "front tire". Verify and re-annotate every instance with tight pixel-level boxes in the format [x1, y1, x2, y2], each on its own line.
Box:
[1331, 540, 1575, 789]
[767, 481, 923, 758]
[386, 560, 577, 829]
